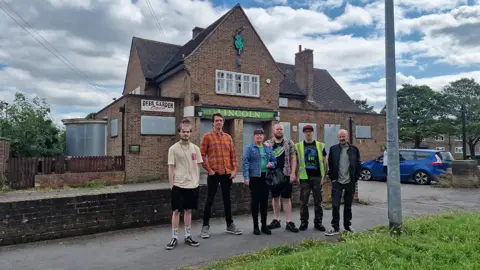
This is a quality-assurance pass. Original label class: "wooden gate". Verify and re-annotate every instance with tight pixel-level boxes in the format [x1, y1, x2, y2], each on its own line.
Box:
[6, 157, 37, 189]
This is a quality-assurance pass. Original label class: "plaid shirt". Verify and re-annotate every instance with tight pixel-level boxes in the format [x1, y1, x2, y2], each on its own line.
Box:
[264, 137, 296, 176]
[200, 130, 238, 175]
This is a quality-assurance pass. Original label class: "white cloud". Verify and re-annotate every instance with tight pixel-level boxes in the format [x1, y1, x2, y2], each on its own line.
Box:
[337, 4, 374, 26]
[345, 71, 480, 111]
[396, 0, 468, 12]
[0, 0, 479, 125]
[307, 0, 345, 11]
[396, 5, 480, 66]
[254, 0, 288, 5]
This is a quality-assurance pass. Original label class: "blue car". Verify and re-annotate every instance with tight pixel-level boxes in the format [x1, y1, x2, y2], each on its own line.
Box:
[359, 149, 452, 185]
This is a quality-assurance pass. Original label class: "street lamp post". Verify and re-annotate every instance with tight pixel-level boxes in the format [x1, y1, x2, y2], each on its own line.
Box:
[385, 0, 403, 235]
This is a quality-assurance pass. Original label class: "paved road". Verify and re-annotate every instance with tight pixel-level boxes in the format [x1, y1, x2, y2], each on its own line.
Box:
[0, 181, 478, 270]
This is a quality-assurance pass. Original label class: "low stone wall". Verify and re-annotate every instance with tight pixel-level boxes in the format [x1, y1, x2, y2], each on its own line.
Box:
[0, 182, 300, 246]
[437, 160, 480, 188]
[35, 171, 125, 188]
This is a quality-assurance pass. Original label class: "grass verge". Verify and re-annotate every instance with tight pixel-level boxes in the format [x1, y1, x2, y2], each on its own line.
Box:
[202, 211, 480, 270]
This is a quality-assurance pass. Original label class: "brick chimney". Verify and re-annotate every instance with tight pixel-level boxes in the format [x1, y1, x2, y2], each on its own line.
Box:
[192, 27, 204, 39]
[295, 45, 314, 101]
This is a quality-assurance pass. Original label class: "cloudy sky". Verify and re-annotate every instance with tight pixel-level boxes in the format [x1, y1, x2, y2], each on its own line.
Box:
[1, 0, 479, 125]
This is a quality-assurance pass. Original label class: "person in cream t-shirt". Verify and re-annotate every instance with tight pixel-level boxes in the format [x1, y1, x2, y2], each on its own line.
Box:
[166, 119, 203, 250]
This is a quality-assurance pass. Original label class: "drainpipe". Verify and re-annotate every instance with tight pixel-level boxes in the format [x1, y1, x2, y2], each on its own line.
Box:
[348, 117, 353, 144]
[119, 105, 126, 156]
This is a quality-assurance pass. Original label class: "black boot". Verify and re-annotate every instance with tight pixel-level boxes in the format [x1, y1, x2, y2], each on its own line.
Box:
[253, 223, 260, 235]
[261, 224, 272, 235]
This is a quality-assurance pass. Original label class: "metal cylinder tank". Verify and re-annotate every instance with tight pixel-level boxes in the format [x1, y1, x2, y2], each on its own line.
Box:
[62, 118, 107, 156]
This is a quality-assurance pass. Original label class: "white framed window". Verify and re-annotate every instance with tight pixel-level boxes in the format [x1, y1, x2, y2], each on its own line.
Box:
[279, 97, 288, 107]
[454, 136, 462, 141]
[436, 147, 445, 151]
[455, 147, 463, 154]
[216, 70, 260, 97]
[434, 135, 444, 141]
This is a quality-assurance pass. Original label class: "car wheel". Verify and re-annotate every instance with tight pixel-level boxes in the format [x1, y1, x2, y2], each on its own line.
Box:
[360, 169, 372, 181]
[413, 170, 430, 185]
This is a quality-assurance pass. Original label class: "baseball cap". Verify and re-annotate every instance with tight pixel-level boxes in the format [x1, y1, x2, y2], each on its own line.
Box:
[253, 128, 265, 135]
[303, 125, 314, 132]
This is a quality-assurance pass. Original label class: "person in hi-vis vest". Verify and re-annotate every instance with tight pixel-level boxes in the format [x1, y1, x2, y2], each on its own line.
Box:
[295, 125, 328, 232]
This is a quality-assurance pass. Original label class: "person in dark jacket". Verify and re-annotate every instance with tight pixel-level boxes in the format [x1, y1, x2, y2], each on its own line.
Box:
[242, 128, 277, 235]
[325, 129, 361, 236]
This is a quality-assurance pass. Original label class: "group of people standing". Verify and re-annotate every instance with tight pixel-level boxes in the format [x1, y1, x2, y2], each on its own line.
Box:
[166, 112, 361, 250]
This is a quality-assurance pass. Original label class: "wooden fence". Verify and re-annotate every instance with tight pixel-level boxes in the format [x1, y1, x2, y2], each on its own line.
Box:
[6, 156, 125, 189]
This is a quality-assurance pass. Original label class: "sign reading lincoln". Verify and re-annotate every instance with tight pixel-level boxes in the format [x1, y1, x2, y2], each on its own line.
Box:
[141, 99, 175, 113]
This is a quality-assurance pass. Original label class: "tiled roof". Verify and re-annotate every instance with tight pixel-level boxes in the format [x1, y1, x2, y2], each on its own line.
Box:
[276, 63, 363, 112]
[276, 63, 306, 97]
[133, 37, 181, 79]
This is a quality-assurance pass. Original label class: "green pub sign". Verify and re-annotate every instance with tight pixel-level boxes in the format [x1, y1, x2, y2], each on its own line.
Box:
[199, 108, 275, 120]
[234, 34, 244, 55]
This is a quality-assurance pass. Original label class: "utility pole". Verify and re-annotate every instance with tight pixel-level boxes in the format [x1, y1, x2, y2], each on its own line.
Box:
[385, 0, 402, 235]
[461, 104, 467, 160]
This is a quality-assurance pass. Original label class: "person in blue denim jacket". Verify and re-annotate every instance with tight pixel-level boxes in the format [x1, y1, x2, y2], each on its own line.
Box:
[242, 128, 277, 235]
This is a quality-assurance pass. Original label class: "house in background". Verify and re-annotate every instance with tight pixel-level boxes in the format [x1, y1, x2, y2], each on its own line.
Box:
[94, 4, 386, 182]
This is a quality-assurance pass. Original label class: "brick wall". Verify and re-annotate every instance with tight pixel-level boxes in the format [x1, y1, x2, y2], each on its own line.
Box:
[0, 182, 315, 246]
[95, 95, 184, 183]
[124, 96, 184, 183]
[279, 108, 386, 161]
[185, 6, 284, 110]
[160, 71, 187, 99]
[35, 171, 125, 188]
[123, 43, 146, 95]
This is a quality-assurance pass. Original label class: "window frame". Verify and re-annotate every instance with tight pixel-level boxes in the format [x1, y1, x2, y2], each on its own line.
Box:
[216, 69, 260, 98]
[140, 116, 176, 136]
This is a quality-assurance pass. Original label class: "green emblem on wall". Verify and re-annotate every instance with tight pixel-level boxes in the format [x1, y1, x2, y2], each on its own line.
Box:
[234, 34, 244, 55]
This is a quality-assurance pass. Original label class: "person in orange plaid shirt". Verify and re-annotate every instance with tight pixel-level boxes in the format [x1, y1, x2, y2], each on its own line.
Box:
[200, 112, 243, 239]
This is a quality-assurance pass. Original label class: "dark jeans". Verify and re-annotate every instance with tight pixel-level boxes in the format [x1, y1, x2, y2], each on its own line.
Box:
[203, 173, 233, 227]
[331, 180, 355, 230]
[249, 172, 269, 226]
[300, 177, 323, 224]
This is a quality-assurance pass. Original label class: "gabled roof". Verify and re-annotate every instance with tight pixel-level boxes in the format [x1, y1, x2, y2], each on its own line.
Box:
[277, 63, 363, 113]
[132, 37, 181, 79]
[157, 7, 235, 77]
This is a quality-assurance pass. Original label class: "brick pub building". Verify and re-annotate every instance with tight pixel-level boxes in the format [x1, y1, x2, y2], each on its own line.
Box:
[95, 4, 386, 183]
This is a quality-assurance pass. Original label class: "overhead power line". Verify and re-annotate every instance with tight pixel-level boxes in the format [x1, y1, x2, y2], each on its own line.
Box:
[0, 0, 98, 89]
[145, 0, 165, 37]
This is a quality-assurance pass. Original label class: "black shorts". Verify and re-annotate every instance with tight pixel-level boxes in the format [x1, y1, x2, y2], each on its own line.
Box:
[171, 186, 199, 212]
[271, 175, 293, 199]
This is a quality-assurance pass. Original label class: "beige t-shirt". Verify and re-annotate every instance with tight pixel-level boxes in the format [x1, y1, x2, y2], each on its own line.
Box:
[168, 141, 203, 189]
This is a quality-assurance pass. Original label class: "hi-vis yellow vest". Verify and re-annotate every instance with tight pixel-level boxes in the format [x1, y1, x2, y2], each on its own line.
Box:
[295, 141, 325, 180]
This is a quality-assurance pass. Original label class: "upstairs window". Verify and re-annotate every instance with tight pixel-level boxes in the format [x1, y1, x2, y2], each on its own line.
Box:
[216, 70, 260, 97]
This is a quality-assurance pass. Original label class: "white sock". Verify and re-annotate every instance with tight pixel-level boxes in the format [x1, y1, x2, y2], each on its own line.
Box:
[185, 226, 191, 237]
[172, 228, 178, 239]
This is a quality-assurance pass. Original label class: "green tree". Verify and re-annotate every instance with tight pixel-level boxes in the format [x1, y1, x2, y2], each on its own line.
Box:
[0, 93, 64, 157]
[443, 78, 480, 157]
[397, 84, 449, 148]
[353, 99, 376, 113]
[85, 112, 95, 119]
